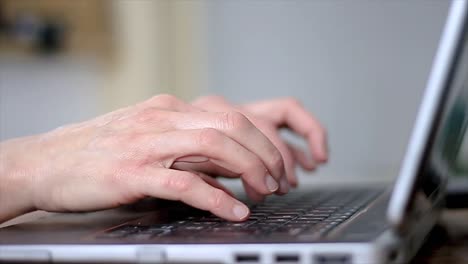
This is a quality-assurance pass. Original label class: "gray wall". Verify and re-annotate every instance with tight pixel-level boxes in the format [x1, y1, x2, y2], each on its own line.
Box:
[0, 56, 102, 141]
[203, 1, 450, 180]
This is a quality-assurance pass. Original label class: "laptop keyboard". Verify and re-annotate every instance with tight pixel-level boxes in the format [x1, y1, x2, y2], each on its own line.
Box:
[99, 189, 382, 241]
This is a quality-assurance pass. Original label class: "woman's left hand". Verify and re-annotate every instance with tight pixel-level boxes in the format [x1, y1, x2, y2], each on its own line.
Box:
[184, 96, 328, 201]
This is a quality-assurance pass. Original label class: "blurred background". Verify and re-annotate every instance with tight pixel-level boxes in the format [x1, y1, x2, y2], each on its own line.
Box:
[0, 0, 456, 182]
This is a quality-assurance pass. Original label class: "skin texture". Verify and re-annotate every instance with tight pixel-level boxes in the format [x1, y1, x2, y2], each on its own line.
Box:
[0, 95, 327, 223]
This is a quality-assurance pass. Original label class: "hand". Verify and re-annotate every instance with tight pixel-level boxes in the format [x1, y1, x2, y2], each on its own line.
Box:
[192, 96, 328, 201]
[0, 95, 288, 223]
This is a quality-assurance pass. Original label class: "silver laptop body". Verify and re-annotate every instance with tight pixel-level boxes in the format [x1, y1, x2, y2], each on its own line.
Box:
[1, 1, 467, 263]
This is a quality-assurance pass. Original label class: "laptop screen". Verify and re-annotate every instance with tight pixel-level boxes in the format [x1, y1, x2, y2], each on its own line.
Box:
[388, 0, 468, 230]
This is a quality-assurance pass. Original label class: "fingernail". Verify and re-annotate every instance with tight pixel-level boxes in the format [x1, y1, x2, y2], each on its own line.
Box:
[265, 175, 279, 192]
[280, 177, 290, 193]
[233, 203, 249, 220]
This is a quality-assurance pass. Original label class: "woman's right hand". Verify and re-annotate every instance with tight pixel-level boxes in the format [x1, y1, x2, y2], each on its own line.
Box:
[0, 94, 287, 223]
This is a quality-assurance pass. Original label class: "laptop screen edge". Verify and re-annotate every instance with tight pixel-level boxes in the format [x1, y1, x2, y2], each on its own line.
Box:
[387, 0, 468, 231]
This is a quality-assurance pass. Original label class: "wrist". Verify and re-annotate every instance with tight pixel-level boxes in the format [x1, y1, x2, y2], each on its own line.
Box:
[0, 137, 38, 223]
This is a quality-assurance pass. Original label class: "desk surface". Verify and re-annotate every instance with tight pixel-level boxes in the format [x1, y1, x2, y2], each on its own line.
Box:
[413, 210, 468, 264]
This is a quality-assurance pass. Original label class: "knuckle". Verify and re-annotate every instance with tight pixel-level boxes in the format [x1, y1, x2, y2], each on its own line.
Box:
[197, 128, 223, 147]
[244, 156, 264, 173]
[243, 158, 271, 188]
[148, 94, 181, 109]
[270, 150, 285, 173]
[163, 172, 197, 193]
[222, 111, 250, 130]
[209, 189, 227, 210]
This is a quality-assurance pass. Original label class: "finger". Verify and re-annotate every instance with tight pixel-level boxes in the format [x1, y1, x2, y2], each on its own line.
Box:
[172, 160, 241, 178]
[162, 111, 286, 186]
[134, 168, 250, 221]
[170, 162, 237, 195]
[287, 143, 316, 171]
[195, 172, 236, 197]
[192, 97, 292, 192]
[259, 129, 296, 189]
[243, 98, 328, 163]
[242, 179, 265, 203]
[145, 128, 279, 195]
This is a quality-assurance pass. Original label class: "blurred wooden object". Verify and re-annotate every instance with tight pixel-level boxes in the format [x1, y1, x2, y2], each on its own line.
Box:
[105, 0, 207, 110]
[0, 0, 205, 110]
[0, 0, 111, 57]
[413, 210, 468, 263]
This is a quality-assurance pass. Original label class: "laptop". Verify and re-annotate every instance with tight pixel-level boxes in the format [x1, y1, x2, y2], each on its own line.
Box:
[1, 1, 467, 263]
